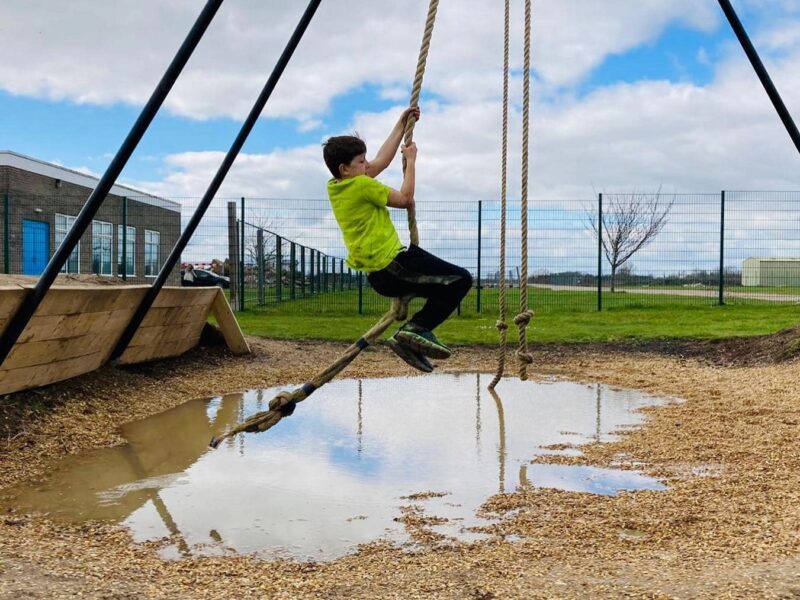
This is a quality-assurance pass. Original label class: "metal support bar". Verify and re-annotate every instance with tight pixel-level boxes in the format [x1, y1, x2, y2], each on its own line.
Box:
[239, 197, 245, 311]
[357, 271, 364, 314]
[0, 0, 224, 367]
[256, 228, 265, 305]
[718, 0, 800, 155]
[309, 249, 315, 294]
[109, 0, 322, 361]
[300, 246, 306, 297]
[476, 200, 482, 313]
[597, 193, 603, 312]
[290, 242, 296, 300]
[719, 191, 726, 306]
[276, 235, 282, 303]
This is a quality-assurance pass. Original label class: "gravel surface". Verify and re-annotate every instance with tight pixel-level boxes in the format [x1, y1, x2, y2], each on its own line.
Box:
[1, 336, 799, 599]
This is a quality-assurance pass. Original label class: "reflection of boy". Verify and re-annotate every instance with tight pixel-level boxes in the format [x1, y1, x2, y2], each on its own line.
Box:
[323, 107, 472, 373]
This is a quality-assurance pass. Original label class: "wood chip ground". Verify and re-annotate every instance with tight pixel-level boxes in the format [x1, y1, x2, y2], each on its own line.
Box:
[1, 336, 799, 599]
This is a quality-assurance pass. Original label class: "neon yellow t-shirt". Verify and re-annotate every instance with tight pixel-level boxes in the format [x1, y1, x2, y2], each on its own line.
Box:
[327, 175, 404, 272]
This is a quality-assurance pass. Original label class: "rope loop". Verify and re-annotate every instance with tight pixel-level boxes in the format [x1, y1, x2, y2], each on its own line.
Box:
[516, 350, 534, 365]
[495, 320, 509, 332]
[513, 310, 534, 327]
[268, 390, 295, 412]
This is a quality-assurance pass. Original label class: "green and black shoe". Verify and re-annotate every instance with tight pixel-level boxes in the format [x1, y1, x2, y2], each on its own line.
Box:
[386, 335, 434, 373]
[394, 323, 452, 360]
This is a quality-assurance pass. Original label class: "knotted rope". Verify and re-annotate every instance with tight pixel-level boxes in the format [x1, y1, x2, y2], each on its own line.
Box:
[513, 0, 534, 379]
[489, 0, 510, 390]
[210, 0, 440, 447]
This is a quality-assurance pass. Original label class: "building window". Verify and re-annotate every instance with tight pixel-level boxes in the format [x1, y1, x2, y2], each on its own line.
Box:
[117, 225, 135, 277]
[92, 220, 113, 276]
[55, 213, 80, 274]
[144, 230, 160, 277]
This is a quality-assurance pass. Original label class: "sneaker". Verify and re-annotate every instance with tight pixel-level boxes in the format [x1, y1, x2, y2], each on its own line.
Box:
[386, 336, 434, 373]
[395, 323, 452, 360]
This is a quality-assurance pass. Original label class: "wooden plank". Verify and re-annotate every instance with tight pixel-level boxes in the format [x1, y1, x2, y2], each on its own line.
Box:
[126, 319, 207, 348]
[210, 289, 250, 355]
[0, 288, 28, 323]
[152, 287, 219, 308]
[140, 305, 203, 328]
[0, 351, 107, 394]
[118, 334, 201, 365]
[2, 322, 127, 371]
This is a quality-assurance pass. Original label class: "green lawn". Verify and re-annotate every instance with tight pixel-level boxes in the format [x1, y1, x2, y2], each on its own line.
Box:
[234, 303, 800, 345]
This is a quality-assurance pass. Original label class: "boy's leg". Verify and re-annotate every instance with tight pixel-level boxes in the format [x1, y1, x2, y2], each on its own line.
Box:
[369, 245, 472, 358]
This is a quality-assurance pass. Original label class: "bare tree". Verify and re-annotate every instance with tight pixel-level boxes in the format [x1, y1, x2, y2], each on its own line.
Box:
[586, 190, 674, 292]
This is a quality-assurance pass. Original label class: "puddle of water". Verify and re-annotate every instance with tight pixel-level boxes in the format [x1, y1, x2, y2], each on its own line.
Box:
[0, 374, 668, 561]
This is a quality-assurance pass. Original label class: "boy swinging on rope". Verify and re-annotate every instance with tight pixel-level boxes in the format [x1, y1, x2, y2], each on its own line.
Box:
[323, 106, 472, 373]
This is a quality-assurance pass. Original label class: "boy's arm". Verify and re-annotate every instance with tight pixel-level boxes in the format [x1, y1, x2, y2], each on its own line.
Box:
[386, 143, 416, 209]
[367, 106, 420, 178]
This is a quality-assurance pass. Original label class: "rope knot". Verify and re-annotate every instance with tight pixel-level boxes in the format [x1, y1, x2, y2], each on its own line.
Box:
[516, 350, 534, 365]
[495, 320, 509, 332]
[269, 391, 295, 412]
[513, 310, 534, 327]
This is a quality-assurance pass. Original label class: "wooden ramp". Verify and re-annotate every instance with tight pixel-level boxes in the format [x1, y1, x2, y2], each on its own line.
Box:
[0, 286, 249, 395]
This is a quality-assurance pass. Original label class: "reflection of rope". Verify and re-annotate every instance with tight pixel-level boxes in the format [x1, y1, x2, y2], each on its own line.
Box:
[210, 1, 441, 447]
[488, 388, 506, 494]
[489, 0, 511, 390]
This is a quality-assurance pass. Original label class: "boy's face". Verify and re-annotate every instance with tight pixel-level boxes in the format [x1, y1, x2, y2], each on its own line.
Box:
[339, 153, 369, 179]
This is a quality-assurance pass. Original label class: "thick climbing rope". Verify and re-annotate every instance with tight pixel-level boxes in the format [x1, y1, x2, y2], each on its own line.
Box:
[210, 0, 439, 448]
[514, 0, 534, 380]
[489, 0, 510, 390]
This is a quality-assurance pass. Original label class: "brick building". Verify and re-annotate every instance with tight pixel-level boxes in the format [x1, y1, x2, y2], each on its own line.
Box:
[0, 151, 181, 284]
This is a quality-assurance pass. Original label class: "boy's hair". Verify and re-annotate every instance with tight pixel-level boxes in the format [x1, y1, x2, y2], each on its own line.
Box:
[322, 135, 367, 178]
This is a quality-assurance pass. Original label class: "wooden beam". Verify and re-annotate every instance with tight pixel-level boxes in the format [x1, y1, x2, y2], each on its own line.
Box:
[210, 289, 250, 355]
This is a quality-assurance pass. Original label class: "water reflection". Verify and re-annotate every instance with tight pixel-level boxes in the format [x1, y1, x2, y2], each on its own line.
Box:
[1, 374, 669, 561]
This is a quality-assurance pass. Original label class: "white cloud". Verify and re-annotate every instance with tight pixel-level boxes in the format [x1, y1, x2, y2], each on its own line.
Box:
[2, 0, 722, 121]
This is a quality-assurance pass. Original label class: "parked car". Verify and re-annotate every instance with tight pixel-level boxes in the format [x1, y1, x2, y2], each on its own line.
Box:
[181, 268, 230, 289]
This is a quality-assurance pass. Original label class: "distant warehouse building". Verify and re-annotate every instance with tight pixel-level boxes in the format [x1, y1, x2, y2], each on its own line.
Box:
[0, 151, 181, 284]
[742, 257, 800, 287]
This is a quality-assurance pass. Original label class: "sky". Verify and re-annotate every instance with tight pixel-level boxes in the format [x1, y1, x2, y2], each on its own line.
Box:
[1, 0, 800, 273]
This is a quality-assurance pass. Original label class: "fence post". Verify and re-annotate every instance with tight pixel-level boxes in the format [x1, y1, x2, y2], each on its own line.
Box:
[300, 245, 306, 297]
[719, 190, 726, 306]
[227, 201, 239, 310]
[276, 235, 282, 303]
[597, 193, 603, 312]
[239, 197, 245, 311]
[290, 242, 296, 300]
[3, 193, 9, 275]
[322, 255, 328, 292]
[358, 271, 364, 314]
[348, 267, 352, 290]
[310, 249, 315, 294]
[340, 259, 344, 291]
[477, 200, 482, 314]
[121, 196, 128, 281]
[317, 252, 322, 292]
[256, 228, 265, 305]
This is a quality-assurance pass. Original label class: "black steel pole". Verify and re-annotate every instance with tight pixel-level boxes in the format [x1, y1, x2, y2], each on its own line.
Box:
[476, 200, 482, 314]
[597, 193, 603, 312]
[718, 0, 800, 155]
[719, 191, 726, 306]
[110, 0, 322, 360]
[0, 0, 224, 367]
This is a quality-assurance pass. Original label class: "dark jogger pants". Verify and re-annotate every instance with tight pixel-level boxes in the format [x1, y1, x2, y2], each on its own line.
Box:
[367, 244, 473, 331]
